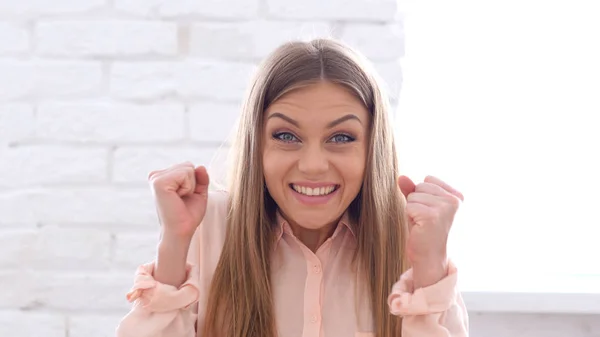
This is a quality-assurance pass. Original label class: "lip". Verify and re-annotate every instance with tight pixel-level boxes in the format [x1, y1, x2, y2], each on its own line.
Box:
[289, 183, 340, 206]
[290, 181, 338, 188]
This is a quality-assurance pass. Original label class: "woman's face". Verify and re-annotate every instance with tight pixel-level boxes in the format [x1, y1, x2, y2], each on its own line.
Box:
[263, 81, 370, 230]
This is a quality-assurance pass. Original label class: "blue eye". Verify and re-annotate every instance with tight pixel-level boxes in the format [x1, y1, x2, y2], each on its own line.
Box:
[330, 134, 355, 143]
[273, 132, 299, 143]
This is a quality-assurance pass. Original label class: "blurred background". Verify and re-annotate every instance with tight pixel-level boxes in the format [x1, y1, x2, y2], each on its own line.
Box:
[0, 0, 598, 336]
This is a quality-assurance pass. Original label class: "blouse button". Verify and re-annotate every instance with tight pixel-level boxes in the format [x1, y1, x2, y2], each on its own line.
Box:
[310, 314, 319, 323]
[313, 264, 321, 273]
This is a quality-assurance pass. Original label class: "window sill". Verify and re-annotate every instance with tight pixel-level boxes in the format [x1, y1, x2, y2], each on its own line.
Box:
[463, 291, 600, 314]
[459, 273, 600, 314]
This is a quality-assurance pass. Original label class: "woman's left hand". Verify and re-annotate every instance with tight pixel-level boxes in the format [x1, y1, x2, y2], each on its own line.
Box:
[398, 175, 464, 288]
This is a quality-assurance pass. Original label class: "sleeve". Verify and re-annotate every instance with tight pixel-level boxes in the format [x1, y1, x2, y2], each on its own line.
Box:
[115, 190, 229, 337]
[388, 260, 469, 337]
[115, 261, 200, 337]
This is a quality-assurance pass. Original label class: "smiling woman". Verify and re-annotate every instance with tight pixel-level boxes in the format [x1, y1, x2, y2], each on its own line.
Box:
[115, 38, 469, 337]
[263, 82, 368, 249]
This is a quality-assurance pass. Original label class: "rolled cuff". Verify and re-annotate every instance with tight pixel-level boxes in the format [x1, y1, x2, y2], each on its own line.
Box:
[388, 260, 458, 316]
[126, 262, 200, 313]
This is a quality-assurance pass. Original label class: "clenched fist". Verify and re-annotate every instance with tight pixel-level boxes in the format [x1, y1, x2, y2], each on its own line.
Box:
[398, 175, 463, 287]
[148, 162, 210, 238]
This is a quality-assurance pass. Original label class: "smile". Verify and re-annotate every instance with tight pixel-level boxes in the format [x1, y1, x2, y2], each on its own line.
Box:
[290, 184, 339, 196]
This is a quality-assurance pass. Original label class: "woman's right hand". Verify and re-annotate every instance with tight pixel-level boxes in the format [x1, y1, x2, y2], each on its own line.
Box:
[148, 162, 210, 239]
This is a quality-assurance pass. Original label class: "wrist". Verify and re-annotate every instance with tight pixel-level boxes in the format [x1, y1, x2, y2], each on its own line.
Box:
[411, 255, 449, 289]
[411, 252, 448, 267]
[159, 230, 193, 254]
[155, 235, 192, 288]
[161, 227, 194, 243]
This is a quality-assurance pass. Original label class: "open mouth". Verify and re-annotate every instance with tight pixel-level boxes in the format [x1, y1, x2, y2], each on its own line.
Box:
[289, 184, 340, 196]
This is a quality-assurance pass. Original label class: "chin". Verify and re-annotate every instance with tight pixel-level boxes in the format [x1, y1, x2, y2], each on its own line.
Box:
[290, 209, 342, 229]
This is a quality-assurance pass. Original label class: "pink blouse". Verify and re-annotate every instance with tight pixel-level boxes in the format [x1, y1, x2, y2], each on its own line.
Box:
[116, 190, 469, 337]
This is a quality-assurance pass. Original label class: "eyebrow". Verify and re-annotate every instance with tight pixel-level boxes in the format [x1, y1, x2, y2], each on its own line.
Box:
[267, 112, 362, 128]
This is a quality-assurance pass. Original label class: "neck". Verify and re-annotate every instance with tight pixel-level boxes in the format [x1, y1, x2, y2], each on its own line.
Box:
[289, 221, 338, 253]
[276, 210, 349, 253]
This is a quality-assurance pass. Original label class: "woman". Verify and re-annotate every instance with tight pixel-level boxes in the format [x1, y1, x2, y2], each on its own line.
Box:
[116, 38, 469, 337]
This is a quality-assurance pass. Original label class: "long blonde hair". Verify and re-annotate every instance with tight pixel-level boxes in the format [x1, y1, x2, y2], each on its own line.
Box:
[203, 38, 408, 337]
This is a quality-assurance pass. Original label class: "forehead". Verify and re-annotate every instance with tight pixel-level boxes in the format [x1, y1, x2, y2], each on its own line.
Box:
[265, 81, 369, 121]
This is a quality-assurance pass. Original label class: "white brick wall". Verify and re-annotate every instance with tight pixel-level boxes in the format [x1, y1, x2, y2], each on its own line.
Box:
[0, 0, 104, 18]
[0, 1, 403, 336]
[188, 22, 332, 60]
[0, 23, 29, 54]
[110, 61, 257, 101]
[36, 21, 179, 57]
[114, 0, 260, 19]
[0, 61, 103, 100]
[1, 1, 593, 336]
[36, 102, 186, 142]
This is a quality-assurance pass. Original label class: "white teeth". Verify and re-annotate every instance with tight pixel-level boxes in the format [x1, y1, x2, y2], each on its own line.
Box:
[292, 184, 336, 196]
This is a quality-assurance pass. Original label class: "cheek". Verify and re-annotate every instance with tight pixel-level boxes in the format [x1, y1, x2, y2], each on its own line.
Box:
[333, 148, 367, 187]
[262, 149, 278, 187]
[346, 163, 366, 188]
[262, 147, 292, 192]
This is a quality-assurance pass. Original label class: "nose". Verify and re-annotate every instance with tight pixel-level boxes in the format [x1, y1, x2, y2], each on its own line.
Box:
[298, 144, 329, 177]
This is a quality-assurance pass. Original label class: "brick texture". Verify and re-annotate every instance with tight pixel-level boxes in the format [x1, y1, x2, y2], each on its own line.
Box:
[0, 1, 406, 336]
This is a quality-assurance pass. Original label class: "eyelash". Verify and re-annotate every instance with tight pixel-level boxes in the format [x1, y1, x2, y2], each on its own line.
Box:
[272, 132, 356, 144]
